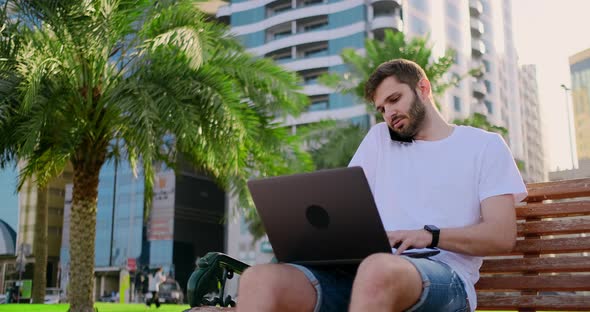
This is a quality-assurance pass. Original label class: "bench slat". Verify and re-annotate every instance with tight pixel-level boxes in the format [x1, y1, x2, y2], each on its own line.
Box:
[476, 275, 590, 291]
[477, 295, 590, 311]
[525, 178, 590, 202]
[512, 236, 590, 254]
[480, 256, 590, 273]
[516, 200, 590, 219]
[517, 219, 590, 236]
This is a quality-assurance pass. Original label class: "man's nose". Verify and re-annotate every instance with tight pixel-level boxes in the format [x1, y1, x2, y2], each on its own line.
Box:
[384, 105, 397, 120]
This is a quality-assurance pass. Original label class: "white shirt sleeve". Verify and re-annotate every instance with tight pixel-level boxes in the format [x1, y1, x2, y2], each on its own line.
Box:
[478, 134, 528, 204]
[348, 124, 381, 192]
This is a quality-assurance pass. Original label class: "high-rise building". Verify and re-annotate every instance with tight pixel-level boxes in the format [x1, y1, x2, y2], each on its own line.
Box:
[217, 0, 530, 263]
[549, 47, 590, 180]
[59, 160, 149, 300]
[59, 162, 225, 301]
[569, 48, 590, 161]
[217, 0, 390, 130]
[16, 164, 72, 290]
[518, 65, 546, 182]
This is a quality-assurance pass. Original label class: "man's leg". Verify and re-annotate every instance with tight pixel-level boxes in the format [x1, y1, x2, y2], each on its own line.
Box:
[236, 263, 317, 312]
[349, 253, 422, 312]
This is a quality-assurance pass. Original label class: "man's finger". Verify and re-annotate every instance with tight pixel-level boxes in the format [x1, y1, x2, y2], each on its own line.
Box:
[395, 240, 413, 255]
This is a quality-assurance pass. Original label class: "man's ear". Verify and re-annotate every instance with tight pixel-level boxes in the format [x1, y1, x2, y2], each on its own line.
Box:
[416, 78, 432, 100]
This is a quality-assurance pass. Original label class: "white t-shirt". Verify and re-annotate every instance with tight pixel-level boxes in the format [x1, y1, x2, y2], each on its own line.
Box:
[349, 123, 527, 312]
[148, 271, 166, 292]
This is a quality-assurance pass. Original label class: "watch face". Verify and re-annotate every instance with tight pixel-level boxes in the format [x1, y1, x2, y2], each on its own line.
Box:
[425, 225, 439, 232]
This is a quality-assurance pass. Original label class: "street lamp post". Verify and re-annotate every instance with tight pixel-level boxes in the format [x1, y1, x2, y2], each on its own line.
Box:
[560, 84, 576, 169]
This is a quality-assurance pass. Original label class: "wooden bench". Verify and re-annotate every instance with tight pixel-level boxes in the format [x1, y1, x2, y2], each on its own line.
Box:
[476, 178, 590, 311]
[188, 178, 590, 312]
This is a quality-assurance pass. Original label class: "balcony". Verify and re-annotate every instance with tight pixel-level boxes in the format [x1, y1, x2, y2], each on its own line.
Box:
[471, 38, 486, 57]
[302, 84, 332, 96]
[296, 0, 325, 8]
[469, 0, 483, 17]
[216, 4, 230, 18]
[472, 79, 486, 99]
[266, 22, 292, 43]
[297, 15, 329, 33]
[249, 22, 365, 56]
[296, 41, 329, 59]
[371, 0, 402, 6]
[371, 14, 403, 32]
[470, 19, 484, 37]
[266, 0, 293, 17]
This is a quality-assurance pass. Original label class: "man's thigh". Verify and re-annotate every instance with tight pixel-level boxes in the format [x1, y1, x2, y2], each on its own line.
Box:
[292, 257, 469, 312]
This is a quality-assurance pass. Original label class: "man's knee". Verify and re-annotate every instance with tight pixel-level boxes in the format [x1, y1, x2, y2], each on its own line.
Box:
[238, 264, 317, 312]
[355, 253, 420, 293]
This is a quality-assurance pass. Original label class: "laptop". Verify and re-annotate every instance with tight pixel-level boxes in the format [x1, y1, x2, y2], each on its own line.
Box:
[247, 166, 439, 265]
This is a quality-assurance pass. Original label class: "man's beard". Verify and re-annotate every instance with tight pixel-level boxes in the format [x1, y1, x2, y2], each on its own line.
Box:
[388, 91, 426, 142]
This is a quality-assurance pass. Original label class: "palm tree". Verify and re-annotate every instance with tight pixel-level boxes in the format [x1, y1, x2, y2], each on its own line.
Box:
[31, 185, 48, 303]
[0, 1, 312, 311]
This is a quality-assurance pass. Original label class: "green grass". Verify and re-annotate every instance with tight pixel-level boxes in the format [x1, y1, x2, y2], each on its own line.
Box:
[0, 303, 191, 312]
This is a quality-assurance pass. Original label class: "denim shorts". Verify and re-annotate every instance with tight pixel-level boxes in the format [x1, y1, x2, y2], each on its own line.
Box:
[288, 256, 469, 312]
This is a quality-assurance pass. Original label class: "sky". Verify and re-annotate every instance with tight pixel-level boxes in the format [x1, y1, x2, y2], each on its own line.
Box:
[512, 0, 590, 171]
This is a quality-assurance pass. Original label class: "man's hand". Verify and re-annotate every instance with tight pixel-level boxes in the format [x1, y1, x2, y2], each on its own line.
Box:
[387, 230, 433, 255]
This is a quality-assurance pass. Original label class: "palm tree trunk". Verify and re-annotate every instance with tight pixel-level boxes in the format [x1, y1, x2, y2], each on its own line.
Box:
[32, 186, 48, 303]
[68, 160, 103, 312]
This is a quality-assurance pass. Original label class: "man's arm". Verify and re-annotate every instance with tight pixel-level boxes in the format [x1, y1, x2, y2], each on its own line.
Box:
[389, 194, 517, 256]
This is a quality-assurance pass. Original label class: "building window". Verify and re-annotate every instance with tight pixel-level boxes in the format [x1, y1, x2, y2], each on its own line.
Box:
[484, 100, 493, 114]
[266, 48, 292, 61]
[412, 0, 430, 13]
[303, 21, 327, 32]
[453, 96, 462, 112]
[483, 59, 490, 73]
[273, 30, 292, 40]
[309, 95, 329, 111]
[447, 25, 462, 46]
[299, 68, 327, 85]
[303, 47, 328, 58]
[48, 206, 63, 216]
[300, 16, 329, 32]
[410, 17, 429, 35]
[446, 1, 460, 21]
[484, 80, 492, 93]
[267, 0, 292, 16]
[301, 0, 324, 7]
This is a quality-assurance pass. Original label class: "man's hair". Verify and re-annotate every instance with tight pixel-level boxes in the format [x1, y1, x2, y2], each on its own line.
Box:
[364, 59, 427, 103]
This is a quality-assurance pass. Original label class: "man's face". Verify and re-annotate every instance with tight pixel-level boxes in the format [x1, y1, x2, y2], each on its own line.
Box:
[373, 76, 426, 141]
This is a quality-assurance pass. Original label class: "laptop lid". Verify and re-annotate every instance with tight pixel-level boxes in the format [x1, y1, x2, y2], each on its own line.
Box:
[247, 167, 393, 265]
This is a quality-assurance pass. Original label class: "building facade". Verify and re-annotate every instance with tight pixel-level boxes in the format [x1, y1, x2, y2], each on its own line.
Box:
[59, 161, 225, 301]
[16, 164, 72, 290]
[549, 47, 590, 181]
[569, 48, 590, 161]
[518, 65, 546, 183]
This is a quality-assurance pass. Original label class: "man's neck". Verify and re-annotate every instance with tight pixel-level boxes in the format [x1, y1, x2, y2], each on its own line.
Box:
[414, 107, 453, 141]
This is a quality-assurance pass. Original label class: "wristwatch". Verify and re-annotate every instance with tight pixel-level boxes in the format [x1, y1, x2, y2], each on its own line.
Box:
[424, 225, 440, 248]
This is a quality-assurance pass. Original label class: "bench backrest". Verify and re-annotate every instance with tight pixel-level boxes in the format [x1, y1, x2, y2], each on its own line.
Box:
[476, 178, 590, 311]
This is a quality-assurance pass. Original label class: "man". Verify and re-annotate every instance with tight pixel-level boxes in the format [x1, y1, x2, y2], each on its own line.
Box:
[237, 59, 527, 312]
[146, 267, 166, 308]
